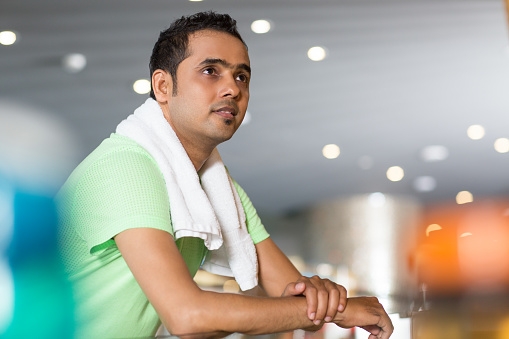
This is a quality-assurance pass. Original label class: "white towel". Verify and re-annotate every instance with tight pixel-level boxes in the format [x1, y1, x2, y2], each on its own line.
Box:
[116, 98, 258, 291]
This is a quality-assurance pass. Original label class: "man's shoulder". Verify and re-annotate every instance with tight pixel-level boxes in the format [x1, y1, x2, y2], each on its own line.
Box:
[78, 133, 155, 171]
[59, 133, 159, 195]
[93, 132, 150, 159]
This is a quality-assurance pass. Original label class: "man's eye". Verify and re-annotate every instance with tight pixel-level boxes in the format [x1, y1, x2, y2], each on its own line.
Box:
[236, 74, 249, 83]
[202, 68, 216, 75]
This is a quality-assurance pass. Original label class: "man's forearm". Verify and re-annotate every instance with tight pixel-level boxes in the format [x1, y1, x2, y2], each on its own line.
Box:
[115, 229, 328, 336]
[162, 290, 316, 336]
[161, 293, 394, 339]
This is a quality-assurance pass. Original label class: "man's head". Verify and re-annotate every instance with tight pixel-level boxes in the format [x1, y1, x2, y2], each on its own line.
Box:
[149, 11, 247, 98]
[151, 16, 251, 152]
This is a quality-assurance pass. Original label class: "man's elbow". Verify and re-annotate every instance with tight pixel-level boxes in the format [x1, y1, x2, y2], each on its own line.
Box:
[158, 292, 217, 336]
[160, 305, 202, 335]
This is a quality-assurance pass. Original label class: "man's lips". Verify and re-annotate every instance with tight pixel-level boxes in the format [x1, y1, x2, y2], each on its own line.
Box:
[212, 106, 237, 119]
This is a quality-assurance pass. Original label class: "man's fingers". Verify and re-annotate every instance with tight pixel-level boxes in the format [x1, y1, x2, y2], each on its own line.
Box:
[281, 281, 305, 297]
[374, 303, 394, 339]
[287, 276, 350, 326]
[288, 282, 305, 296]
[363, 325, 382, 339]
[324, 284, 339, 322]
[301, 277, 348, 324]
[332, 296, 393, 339]
[313, 286, 329, 325]
[337, 284, 347, 312]
[303, 283, 318, 321]
[379, 318, 394, 339]
[305, 276, 333, 325]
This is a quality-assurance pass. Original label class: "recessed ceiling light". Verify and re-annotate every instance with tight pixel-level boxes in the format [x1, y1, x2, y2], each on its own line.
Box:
[0, 31, 16, 45]
[322, 144, 340, 159]
[62, 53, 87, 73]
[467, 125, 485, 140]
[420, 145, 448, 162]
[251, 20, 271, 34]
[133, 79, 151, 94]
[494, 138, 509, 153]
[307, 46, 327, 61]
[413, 176, 436, 192]
[456, 190, 473, 204]
[386, 166, 404, 182]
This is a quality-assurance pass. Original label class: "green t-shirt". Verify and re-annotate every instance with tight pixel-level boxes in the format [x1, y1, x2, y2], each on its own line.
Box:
[57, 133, 269, 339]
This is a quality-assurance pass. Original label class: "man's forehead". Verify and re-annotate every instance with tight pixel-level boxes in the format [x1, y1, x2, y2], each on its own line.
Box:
[186, 29, 249, 64]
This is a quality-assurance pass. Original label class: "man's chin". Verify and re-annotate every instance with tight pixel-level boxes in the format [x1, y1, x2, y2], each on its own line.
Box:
[206, 130, 236, 146]
[213, 123, 240, 141]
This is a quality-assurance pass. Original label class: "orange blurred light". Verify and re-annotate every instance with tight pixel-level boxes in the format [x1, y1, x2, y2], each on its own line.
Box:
[414, 199, 509, 297]
[457, 204, 509, 293]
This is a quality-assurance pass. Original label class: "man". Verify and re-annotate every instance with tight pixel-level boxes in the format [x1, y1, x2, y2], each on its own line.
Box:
[58, 11, 393, 339]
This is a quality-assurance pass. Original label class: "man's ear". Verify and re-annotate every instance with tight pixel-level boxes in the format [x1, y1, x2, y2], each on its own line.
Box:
[152, 69, 173, 103]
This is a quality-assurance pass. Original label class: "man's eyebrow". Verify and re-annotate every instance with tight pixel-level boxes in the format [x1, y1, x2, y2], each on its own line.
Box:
[199, 58, 251, 74]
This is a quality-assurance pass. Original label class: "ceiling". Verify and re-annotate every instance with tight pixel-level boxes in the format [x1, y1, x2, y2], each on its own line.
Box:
[2, 0, 509, 215]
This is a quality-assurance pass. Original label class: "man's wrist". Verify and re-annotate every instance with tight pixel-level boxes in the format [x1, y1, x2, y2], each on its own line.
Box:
[331, 297, 349, 326]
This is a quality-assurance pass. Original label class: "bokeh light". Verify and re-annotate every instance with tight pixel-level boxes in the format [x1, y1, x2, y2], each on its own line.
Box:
[420, 145, 449, 162]
[133, 79, 151, 95]
[386, 166, 404, 182]
[357, 155, 374, 170]
[414, 176, 437, 192]
[467, 125, 485, 140]
[62, 53, 87, 73]
[307, 46, 327, 61]
[322, 144, 340, 159]
[456, 191, 473, 205]
[251, 20, 271, 34]
[494, 138, 509, 153]
[426, 224, 442, 237]
[0, 31, 16, 46]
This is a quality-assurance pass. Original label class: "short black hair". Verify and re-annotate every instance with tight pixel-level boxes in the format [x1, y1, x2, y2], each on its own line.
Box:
[149, 11, 247, 98]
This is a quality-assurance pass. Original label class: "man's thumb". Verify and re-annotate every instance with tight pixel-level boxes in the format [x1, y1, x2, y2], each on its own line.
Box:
[281, 282, 306, 297]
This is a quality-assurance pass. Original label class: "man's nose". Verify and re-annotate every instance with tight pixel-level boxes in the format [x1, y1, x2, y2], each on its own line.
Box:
[218, 74, 241, 99]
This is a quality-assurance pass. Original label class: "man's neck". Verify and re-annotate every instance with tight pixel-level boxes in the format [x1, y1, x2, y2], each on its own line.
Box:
[158, 102, 215, 172]
[181, 140, 215, 172]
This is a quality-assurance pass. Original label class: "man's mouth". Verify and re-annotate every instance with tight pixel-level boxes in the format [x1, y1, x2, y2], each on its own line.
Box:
[213, 106, 237, 119]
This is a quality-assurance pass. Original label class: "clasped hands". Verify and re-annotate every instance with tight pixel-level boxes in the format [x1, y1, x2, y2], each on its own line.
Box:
[281, 276, 394, 339]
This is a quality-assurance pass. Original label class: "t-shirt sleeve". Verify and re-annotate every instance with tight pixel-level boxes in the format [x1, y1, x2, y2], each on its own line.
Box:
[231, 178, 270, 244]
[71, 147, 172, 255]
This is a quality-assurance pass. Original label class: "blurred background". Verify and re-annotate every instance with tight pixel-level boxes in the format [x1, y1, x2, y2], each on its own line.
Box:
[2, 0, 509, 338]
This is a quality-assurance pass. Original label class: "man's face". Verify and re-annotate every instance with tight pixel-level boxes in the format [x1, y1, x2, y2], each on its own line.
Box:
[165, 29, 250, 147]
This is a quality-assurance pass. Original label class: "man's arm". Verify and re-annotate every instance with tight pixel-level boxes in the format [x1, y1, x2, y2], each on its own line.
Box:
[115, 228, 393, 337]
[255, 238, 393, 338]
[256, 238, 347, 325]
[116, 228, 317, 335]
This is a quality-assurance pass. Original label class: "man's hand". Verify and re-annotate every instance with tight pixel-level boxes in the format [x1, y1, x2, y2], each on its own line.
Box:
[333, 297, 394, 339]
[281, 275, 347, 325]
